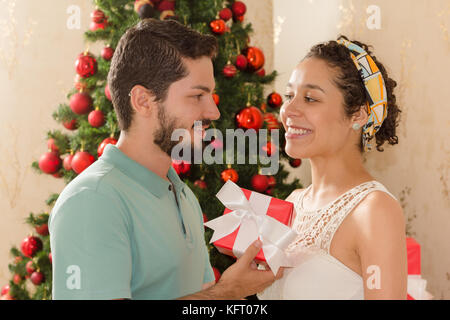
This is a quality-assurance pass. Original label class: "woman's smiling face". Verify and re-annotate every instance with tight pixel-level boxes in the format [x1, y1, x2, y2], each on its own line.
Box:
[280, 57, 356, 160]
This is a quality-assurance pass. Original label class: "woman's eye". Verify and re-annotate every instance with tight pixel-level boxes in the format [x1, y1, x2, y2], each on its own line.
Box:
[284, 94, 294, 101]
[305, 96, 316, 103]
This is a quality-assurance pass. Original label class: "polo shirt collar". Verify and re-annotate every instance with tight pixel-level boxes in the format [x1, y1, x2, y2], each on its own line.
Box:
[101, 144, 185, 198]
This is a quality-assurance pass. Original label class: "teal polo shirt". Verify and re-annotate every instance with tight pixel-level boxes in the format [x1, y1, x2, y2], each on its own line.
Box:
[49, 144, 215, 300]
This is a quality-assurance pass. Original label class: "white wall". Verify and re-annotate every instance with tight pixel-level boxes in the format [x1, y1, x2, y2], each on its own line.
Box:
[273, 0, 450, 299]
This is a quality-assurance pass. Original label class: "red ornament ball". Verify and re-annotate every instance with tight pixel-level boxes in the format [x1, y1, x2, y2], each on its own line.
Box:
[39, 151, 61, 174]
[210, 19, 226, 35]
[289, 158, 302, 168]
[74, 74, 88, 91]
[157, 0, 175, 11]
[13, 274, 21, 285]
[63, 154, 74, 171]
[63, 119, 78, 131]
[223, 63, 237, 78]
[105, 84, 112, 101]
[235, 54, 248, 71]
[267, 176, 276, 188]
[243, 47, 265, 72]
[267, 92, 283, 109]
[194, 179, 207, 189]
[251, 174, 269, 192]
[75, 52, 97, 78]
[72, 151, 95, 174]
[203, 213, 208, 223]
[70, 92, 93, 115]
[221, 168, 239, 183]
[47, 138, 59, 154]
[35, 223, 49, 236]
[26, 261, 36, 274]
[233, 14, 244, 23]
[98, 137, 118, 157]
[212, 93, 219, 105]
[236, 106, 264, 130]
[172, 160, 191, 175]
[263, 112, 280, 131]
[219, 8, 232, 21]
[89, 20, 108, 31]
[30, 271, 45, 286]
[21, 236, 43, 258]
[232, 1, 247, 17]
[91, 9, 106, 23]
[1, 285, 9, 296]
[256, 68, 266, 77]
[160, 10, 176, 20]
[101, 46, 114, 61]
[88, 109, 105, 128]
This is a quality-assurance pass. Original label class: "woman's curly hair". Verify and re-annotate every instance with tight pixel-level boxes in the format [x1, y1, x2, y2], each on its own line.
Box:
[304, 35, 401, 152]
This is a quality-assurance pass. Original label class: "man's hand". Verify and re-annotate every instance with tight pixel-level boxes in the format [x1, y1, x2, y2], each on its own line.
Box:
[178, 240, 284, 300]
[214, 240, 284, 299]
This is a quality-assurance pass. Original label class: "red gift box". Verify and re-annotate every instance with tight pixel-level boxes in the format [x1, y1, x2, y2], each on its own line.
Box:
[406, 237, 420, 275]
[406, 237, 421, 300]
[212, 187, 294, 264]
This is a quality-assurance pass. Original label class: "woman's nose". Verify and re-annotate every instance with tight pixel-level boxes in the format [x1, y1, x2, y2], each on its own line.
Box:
[281, 97, 302, 118]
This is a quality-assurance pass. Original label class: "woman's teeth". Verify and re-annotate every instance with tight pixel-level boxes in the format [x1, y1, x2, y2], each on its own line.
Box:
[287, 127, 312, 135]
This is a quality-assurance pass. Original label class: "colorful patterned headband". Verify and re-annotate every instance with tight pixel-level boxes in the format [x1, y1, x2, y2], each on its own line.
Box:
[337, 38, 388, 152]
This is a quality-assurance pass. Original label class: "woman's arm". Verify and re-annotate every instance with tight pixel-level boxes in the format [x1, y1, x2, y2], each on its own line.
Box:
[353, 191, 408, 299]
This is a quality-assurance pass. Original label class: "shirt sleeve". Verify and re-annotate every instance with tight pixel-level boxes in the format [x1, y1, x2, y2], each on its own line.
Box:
[49, 189, 132, 300]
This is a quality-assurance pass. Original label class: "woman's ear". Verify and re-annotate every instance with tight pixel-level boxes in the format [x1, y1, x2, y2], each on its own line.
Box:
[351, 105, 369, 129]
[129, 85, 156, 117]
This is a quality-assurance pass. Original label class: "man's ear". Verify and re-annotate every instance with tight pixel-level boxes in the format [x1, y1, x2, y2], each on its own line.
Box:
[351, 105, 369, 128]
[129, 85, 156, 117]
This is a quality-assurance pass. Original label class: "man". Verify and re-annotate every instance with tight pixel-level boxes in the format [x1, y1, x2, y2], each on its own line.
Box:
[49, 18, 281, 300]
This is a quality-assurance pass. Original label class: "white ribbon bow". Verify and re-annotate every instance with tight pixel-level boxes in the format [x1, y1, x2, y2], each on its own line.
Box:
[204, 180, 298, 275]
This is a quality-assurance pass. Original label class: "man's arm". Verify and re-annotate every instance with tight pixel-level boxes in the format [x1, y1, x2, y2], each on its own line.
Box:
[178, 240, 283, 300]
[49, 189, 132, 300]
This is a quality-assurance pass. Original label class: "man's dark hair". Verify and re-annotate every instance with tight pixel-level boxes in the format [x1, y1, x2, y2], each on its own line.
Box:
[107, 18, 218, 131]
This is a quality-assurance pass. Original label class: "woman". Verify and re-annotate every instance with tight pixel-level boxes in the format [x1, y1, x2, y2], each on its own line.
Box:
[257, 36, 407, 300]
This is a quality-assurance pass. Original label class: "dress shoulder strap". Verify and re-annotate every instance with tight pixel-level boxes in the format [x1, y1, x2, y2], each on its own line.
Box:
[320, 181, 397, 253]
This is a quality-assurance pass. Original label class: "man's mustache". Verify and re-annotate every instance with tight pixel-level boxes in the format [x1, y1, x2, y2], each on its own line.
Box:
[192, 119, 212, 128]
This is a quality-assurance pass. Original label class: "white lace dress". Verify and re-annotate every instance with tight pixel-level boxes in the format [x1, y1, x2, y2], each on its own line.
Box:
[257, 180, 397, 300]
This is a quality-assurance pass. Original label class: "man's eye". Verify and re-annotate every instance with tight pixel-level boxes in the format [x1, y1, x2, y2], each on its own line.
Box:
[194, 94, 204, 100]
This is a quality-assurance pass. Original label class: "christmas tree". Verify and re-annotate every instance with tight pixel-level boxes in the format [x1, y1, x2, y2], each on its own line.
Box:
[1, 0, 302, 300]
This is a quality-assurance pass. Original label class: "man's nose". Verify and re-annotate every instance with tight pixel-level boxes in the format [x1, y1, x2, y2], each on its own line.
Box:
[206, 98, 221, 121]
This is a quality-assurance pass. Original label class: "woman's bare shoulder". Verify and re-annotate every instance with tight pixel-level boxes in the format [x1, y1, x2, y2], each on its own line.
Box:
[352, 190, 405, 238]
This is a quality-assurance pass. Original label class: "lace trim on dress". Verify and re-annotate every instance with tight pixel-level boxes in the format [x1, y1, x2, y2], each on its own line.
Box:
[286, 181, 394, 257]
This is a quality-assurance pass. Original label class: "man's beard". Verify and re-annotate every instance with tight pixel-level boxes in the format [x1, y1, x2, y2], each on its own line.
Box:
[153, 102, 183, 158]
[153, 103, 212, 158]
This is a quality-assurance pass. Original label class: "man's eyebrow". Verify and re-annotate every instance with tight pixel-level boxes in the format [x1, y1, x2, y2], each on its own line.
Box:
[191, 85, 212, 93]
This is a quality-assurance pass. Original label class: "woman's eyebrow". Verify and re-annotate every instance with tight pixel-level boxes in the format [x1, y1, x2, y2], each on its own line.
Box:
[286, 82, 325, 93]
[304, 83, 325, 93]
